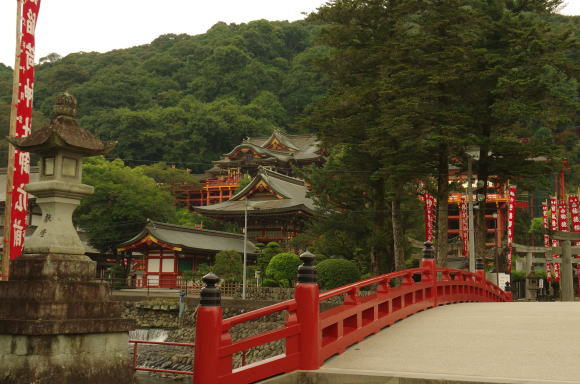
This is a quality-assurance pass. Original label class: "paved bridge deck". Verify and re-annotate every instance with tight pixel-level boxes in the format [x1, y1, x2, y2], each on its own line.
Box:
[320, 302, 580, 384]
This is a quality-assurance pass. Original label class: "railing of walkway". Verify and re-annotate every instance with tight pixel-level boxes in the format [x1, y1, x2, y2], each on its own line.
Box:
[193, 242, 512, 384]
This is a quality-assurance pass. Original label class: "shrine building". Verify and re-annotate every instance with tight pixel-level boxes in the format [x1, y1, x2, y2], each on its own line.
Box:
[117, 220, 257, 288]
[194, 167, 315, 245]
[173, 130, 323, 209]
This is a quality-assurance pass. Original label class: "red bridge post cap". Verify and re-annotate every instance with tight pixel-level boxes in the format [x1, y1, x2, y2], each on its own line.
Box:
[422, 241, 435, 259]
[298, 250, 317, 284]
[200, 272, 221, 306]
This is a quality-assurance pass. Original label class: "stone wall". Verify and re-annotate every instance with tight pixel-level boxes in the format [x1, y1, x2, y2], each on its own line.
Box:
[122, 300, 180, 329]
[233, 286, 295, 301]
[120, 296, 287, 377]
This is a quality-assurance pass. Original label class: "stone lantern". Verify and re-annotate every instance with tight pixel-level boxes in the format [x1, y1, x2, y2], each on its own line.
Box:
[8, 92, 115, 256]
[0, 93, 134, 384]
[526, 265, 540, 301]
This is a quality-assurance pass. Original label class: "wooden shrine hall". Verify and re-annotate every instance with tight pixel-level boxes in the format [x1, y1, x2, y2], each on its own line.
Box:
[173, 131, 323, 209]
[194, 167, 315, 245]
[117, 220, 257, 288]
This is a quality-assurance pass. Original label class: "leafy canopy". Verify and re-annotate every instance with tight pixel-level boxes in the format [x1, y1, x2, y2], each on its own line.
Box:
[74, 156, 177, 253]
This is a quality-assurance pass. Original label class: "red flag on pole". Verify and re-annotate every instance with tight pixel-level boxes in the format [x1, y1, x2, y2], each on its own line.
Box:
[423, 193, 435, 243]
[542, 201, 552, 282]
[568, 195, 580, 298]
[460, 195, 469, 257]
[550, 197, 560, 282]
[506, 186, 516, 272]
[8, 0, 41, 260]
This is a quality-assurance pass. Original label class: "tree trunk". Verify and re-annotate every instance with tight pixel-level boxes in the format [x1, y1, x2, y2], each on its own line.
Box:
[436, 143, 449, 267]
[392, 195, 405, 270]
[371, 177, 392, 273]
[370, 246, 378, 276]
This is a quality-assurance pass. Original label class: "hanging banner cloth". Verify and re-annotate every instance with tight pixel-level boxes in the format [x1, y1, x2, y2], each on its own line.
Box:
[423, 193, 435, 243]
[460, 195, 468, 257]
[568, 195, 580, 293]
[9, 0, 41, 260]
[506, 186, 516, 272]
[550, 197, 560, 282]
[542, 201, 552, 282]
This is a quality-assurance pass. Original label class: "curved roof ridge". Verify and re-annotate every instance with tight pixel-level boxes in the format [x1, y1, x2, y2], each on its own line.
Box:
[260, 167, 305, 186]
[146, 220, 245, 239]
[261, 130, 300, 151]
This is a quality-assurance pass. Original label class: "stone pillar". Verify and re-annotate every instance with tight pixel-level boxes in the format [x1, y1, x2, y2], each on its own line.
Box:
[0, 93, 134, 383]
[525, 251, 533, 300]
[560, 240, 574, 302]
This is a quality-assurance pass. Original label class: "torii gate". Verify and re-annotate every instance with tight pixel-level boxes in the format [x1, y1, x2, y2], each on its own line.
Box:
[513, 230, 580, 301]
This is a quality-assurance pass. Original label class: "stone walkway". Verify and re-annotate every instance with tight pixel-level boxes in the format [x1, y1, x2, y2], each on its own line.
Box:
[321, 302, 580, 383]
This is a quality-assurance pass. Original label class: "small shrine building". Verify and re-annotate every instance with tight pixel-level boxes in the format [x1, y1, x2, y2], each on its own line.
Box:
[117, 220, 257, 288]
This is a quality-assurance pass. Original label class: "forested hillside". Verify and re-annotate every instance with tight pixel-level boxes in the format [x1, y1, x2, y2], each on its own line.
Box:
[0, 20, 330, 171]
[0, 17, 577, 174]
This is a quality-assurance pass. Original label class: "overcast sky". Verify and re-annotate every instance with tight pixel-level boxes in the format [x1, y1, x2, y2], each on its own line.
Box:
[0, 0, 578, 67]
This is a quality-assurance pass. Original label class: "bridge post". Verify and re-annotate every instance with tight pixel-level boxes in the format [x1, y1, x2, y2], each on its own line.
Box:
[420, 241, 437, 307]
[475, 258, 486, 281]
[295, 250, 321, 370]
[194, 273, 223, 384]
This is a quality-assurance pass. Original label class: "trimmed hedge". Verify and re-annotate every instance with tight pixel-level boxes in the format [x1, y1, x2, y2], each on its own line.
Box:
[266, 252, 301, 286]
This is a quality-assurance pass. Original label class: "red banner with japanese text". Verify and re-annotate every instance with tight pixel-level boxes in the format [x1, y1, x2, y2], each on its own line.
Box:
[569, 196, 580, 284]
[423, 193, 435, 243]
[506, 186, 516, 272]
[9, 0, 41, 259]
[569, 196, 580, 238]
[557, 200, 570, 282]
[550, 197, 560, 281]
[460, 195, 468, 257]
[542, 201, 552, 281]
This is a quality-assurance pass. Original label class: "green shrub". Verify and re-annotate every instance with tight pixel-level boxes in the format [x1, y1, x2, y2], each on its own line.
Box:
[257, 242, 284, 275]
[360, 272, 373, 281]
[511, 270, 526, 282]
[317, 258, 360, 290]
[181, 269, 197, 282]
[213, 250, 242, 282]
[106, 263, 128, 289]
[261, 278, 280, 287]
[195, 263, 211, 275]
[266, 252, 301, 286]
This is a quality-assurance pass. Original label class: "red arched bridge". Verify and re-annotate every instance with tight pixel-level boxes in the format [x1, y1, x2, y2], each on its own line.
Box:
[191, 244, 513, 384]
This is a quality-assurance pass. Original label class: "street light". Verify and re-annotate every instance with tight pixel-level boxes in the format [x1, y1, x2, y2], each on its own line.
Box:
[242, 199, 260, 300]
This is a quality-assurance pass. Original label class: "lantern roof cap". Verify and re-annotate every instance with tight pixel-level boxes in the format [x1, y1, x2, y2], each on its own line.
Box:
[7, 93, 116, 156]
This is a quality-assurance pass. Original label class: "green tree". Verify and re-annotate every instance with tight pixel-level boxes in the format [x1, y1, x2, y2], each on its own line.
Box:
[213, 250, 243, 282]
[266, 252, 301, 287]
[465, 0, 577, 256]
[257, 241, 284, 275]
[307, 0, 576, 271]
[139, 162, 199, 186]
[317, 258, 360, 290]
[74, 157, 177, 255]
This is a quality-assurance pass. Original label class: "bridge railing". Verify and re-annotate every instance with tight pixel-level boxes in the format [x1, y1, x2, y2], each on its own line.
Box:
[193, 242, 511, 384]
